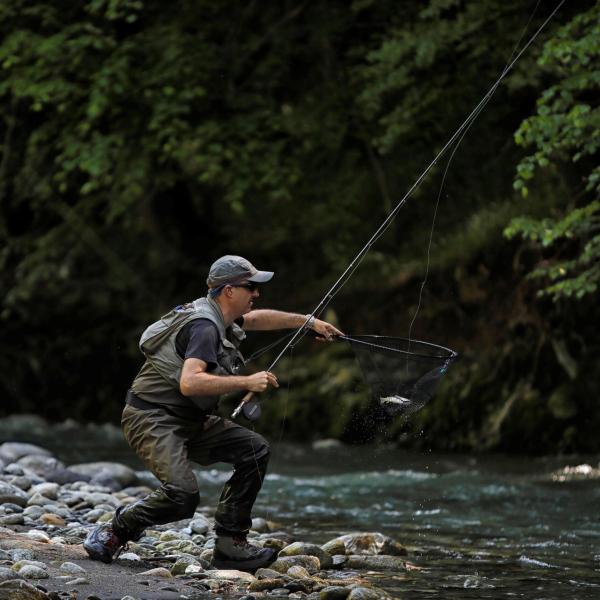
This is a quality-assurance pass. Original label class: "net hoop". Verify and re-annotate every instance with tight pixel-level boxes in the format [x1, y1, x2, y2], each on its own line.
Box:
[339, 335, 458, 362]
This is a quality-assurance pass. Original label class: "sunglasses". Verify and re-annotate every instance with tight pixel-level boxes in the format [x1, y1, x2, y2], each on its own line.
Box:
[230, 281, 259, 292]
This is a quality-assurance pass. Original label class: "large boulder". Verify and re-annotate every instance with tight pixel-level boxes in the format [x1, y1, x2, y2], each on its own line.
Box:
[67, 462, 138, 488]
[322, 533, 406, 557]
[15, 455, 65, 477]
[0, 443, 52, 464]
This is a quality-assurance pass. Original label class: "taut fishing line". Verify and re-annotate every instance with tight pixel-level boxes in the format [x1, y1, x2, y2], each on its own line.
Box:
[233, 0, 566, 422]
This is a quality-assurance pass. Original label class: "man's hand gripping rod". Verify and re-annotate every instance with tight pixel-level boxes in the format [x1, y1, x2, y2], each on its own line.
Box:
[231, 313, 319, 421]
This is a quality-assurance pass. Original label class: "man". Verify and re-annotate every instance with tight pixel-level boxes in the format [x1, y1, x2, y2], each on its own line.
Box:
[83, 255, 342, 571]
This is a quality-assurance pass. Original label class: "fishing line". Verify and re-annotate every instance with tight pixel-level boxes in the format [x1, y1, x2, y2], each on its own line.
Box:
[407, 0, 544, 343]
[232, 0, 566, 420]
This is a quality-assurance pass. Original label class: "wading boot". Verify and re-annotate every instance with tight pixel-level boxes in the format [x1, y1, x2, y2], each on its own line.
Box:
[83, 522, 127, 564]
[83, 508, 142, 564]
[212, 535, 278, 572]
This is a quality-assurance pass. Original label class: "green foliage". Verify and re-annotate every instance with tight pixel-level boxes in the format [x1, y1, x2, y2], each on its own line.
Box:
[508, 2, 600, 301]
[0, 0, 598, 453]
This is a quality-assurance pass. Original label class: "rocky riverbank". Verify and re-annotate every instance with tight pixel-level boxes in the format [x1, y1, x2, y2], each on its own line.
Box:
[0, 442, 409, 600]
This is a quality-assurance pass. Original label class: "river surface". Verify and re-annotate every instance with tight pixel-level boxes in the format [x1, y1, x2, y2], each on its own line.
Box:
[2, 420, 599, 599]
[213, 444, 599, 600]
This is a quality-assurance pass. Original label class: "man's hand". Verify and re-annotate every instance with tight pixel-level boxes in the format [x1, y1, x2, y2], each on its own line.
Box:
[312, 318, 343, 341]
[246, 371, 279, 392]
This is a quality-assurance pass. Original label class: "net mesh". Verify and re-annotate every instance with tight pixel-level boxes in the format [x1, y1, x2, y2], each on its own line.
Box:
[342, 335, 457, 416]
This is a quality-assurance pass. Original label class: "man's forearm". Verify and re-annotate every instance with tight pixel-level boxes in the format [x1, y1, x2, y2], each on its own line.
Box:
[181, 372, 249, 397]
[243, 309, 311, 331]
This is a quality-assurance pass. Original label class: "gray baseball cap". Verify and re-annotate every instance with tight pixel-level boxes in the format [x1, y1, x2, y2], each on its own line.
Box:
[206, 255, 274, 287]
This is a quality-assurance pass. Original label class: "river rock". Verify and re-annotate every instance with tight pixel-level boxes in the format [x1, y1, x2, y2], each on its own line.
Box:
[23, 531, 50, 543]
[7, 476, 32, 491]
[271, 555, 321, 575]
[280, 542, 333, 569]
[189, 515, 211, 534]
[0, 482, 29, 507]
[286, 565, 312, 579]
[118, 552, 141, 561]
[45, 467, 90, 485]
[65, 577, 89, 586]
[0, 443, 52, 463]
[0, 578, 49, 599]
[29, 483, 59, 500]
[17, 566, 48, 580]
[319, 586, 351, 599]
[346, 555, 405, 570]
[210, 569, 256, 582]
[59, 562, 86, 575]
[0, 566, 23, 582]
[0, 514, 24, 525]
[67, 462, 138, 488]
[347, 586, 388, 599]
[322, 533, 406, 557]
[171, 556, 199, 575]
[138, 567, 172, 578]
[249, 578, 290, 592]
[7, 549, 35, 562]
[27, 493, 57, 507]
[16, 455, 65, 476]
[255, 567, 284, 579]
[40, 513, 65, 526]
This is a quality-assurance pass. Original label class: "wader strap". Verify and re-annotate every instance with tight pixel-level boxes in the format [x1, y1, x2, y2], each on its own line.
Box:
[126, 390, 206, 421]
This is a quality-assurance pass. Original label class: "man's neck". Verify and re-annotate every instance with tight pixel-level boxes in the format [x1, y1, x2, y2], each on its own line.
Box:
[214, 296, 235, 327]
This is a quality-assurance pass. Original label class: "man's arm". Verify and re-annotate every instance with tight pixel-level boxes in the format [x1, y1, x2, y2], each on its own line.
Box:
[180, 358, 278, 397]
[243, 309, 343, 339]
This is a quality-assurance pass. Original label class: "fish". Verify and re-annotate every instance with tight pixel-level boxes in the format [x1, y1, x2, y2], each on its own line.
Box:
[380, 395, 412, 405]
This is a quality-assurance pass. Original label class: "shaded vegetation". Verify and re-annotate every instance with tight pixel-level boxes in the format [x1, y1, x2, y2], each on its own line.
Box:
[1, 0, 598, 453]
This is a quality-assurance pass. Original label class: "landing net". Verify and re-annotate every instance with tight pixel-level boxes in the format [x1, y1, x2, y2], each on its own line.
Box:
[341, 335, 457, 417]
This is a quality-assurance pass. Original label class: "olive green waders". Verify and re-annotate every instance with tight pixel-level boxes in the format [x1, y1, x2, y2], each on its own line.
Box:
[113, 403, 270, 538]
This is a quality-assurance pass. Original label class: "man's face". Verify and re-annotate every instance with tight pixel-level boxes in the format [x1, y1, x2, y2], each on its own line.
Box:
[227, 281, 260, 316]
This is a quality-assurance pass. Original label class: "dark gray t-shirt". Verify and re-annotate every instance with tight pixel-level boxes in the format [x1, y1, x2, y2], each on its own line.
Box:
[131, 316, 244, 410]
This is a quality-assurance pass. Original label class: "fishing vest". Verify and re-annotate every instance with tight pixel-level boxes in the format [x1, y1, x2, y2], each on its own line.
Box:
[133, 296, 245, 412]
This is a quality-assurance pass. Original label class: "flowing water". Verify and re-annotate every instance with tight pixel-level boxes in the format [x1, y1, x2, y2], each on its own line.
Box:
[3, 419, 599, 600]
[211, 445, 599, 599]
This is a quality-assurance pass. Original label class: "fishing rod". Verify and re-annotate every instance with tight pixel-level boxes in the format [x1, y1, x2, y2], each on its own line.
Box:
[232, 0, 567, 421]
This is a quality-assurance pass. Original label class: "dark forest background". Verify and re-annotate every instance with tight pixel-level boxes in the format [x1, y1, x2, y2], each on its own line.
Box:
[1, 0, 598, 454]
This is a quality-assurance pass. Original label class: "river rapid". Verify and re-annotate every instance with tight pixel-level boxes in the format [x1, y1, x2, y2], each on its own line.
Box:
[250, 445, 599, 599]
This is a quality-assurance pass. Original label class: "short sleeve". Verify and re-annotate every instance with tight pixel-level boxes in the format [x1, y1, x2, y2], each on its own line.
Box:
[176, 319, 220, 369]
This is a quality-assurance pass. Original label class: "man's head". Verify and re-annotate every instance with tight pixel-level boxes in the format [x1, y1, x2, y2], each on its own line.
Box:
[207, 255, 274, 318]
